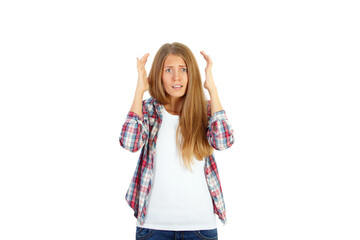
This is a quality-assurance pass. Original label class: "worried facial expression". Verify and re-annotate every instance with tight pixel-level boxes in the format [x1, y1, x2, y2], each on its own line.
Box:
[162, 54, 188, 98]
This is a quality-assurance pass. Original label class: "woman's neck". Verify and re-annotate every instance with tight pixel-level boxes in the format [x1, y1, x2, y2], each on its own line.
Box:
[164, 97, 184, 115]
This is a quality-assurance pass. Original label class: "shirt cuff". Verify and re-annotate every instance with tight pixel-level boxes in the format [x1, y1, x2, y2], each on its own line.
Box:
[127, 111, 143, 121]
[208, 110, 227, 130]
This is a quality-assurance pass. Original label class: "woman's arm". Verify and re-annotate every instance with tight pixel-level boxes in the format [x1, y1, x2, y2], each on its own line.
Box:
[130, 88, 145, 118]
[201, 51, 235, 150]
[130, 53, 150, 118]
[200, 51, 224, 116]
[119, 94, 149, 153]
[119, 54, 150, 152]
[208, 87, 223, 116]
[206, 100, 235, 151]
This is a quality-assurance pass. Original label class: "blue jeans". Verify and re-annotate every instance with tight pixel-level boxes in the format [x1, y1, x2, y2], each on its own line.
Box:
[135, 226, 218, 240]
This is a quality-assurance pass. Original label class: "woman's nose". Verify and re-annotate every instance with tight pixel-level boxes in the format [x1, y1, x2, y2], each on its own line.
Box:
[174, 70, 180, 80]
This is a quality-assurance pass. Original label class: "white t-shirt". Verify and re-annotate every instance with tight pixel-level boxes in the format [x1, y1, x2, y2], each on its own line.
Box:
[136, 106, 217, 230]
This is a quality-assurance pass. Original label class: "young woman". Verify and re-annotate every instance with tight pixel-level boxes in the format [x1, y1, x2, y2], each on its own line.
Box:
[119, 42, 235, 240]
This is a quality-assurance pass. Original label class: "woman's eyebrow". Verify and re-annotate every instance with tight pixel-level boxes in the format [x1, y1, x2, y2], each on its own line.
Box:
[164, 65, 187, 68]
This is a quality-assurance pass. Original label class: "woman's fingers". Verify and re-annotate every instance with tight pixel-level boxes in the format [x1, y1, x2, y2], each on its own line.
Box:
[139, 53, 150, 63]
[200, 51, 210, 61]
[200, 51, 212, 66]
[137, 53, 150, 70]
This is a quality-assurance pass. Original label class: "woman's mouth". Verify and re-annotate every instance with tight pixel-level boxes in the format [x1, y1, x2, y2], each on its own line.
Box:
[172, 85, 183, 89]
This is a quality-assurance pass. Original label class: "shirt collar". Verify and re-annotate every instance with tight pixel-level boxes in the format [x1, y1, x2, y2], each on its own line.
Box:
[151, 97, 164, 120]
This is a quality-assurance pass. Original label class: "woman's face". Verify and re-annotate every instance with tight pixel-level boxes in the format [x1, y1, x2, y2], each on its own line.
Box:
[162, 54, 188, 99]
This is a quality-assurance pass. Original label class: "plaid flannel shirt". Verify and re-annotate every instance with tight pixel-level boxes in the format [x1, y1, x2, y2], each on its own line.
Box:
[119, 97, 235, 226]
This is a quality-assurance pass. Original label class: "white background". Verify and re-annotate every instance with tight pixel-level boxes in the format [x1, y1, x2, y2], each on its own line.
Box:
[1, 0, 359, 239]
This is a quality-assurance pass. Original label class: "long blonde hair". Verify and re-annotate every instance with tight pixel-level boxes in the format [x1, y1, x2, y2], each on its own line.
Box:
[148, 42, 214, 172]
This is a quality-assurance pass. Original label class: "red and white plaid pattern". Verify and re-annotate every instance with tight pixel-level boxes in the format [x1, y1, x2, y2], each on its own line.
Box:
[119, 97, 235, 226]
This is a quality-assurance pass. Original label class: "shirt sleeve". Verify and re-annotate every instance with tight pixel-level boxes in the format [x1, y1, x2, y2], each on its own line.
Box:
[206, 101, 235, 151]
[119, 100, 149, 152]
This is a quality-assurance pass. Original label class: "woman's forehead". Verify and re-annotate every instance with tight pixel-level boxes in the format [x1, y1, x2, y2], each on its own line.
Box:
[164, 54, 186, 66]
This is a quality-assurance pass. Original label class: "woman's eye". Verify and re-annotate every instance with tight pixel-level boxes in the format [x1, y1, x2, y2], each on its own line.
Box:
[165, 69, 171, 72]
[182, 68, 187, 72]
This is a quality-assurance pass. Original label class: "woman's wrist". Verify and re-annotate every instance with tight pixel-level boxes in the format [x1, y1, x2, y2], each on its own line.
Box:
[135, 83, 146, 95]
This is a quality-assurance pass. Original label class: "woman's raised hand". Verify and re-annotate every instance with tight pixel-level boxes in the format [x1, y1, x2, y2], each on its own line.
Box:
[136, 53, 150, 93]
[200, 51, 216, 92]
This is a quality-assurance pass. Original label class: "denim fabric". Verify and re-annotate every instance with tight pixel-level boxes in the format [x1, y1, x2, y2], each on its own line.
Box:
[135, 226, 218, 240]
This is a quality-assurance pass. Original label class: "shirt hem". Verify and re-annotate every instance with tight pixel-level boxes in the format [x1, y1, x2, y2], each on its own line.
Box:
[136, 222, 218, 231]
